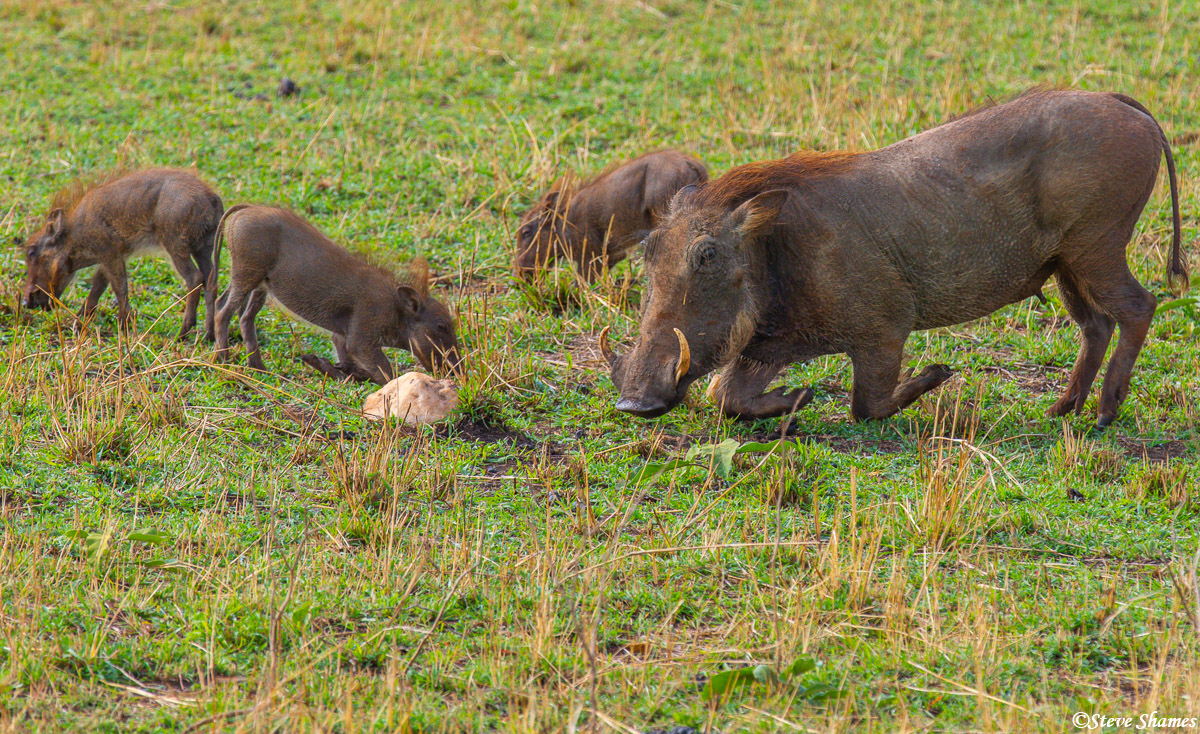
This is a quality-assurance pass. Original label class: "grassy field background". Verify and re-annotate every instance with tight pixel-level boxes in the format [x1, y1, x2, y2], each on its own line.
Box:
[1, 0, 1198, 731]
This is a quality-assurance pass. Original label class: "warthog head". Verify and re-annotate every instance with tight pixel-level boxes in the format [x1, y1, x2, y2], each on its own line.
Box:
[396, 261, 463, 375]
[604, 185, 788, 417]
[402, 293, 462, 375]
[22, 209, 75, 310]
[514, 189, 574, 278]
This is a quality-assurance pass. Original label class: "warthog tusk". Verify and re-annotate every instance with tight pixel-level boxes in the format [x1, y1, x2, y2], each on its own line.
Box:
[673, 328, 690, 384]
[599, 326, 615, 365]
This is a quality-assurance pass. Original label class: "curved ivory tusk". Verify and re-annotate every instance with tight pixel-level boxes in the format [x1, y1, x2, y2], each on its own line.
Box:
[599, 326, 616, 365]
[673, 328, 690, 385]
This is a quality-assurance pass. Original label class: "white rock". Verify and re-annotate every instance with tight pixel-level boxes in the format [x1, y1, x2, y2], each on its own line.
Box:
[363, 372, 459, 425]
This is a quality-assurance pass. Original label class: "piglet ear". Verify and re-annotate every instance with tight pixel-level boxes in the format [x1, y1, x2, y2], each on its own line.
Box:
[46, 208, 65, 239]
[397, 285, 423, 315]
[408, 256, 431, 297]
[669, 184, 699, 214]
[727, 189, 788, 240]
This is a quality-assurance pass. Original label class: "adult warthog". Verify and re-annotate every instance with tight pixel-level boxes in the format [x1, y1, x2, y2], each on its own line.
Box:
[604, 91, 1187, 428]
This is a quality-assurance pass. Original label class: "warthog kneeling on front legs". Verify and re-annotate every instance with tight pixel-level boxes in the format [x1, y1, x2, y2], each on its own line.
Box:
[605, 91, 1187, 429]
[212, 205, 462, 384]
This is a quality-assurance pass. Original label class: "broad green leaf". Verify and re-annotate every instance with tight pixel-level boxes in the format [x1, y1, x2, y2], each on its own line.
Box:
[128, 531, 171, 545]
[627, 458, 696, 486]
[83, 532, 111, 562]
[292, 601, 314, 626]
[686, 438, 740, 477]
[782, 656, 818, 679]
[141, 557, 185, 569]
[735, 439, 796, 456]
[796, 682, 845, 702]
[1157, 297, 1197, 314]
[752, 664, 778, 685]
[700, 667, 760, 702]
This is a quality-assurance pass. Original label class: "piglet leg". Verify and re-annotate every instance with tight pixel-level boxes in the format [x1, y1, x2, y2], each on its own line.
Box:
[104, 260, 136, 332]
[299, 354, 348, 380]
[73, 271, 109, 334]
[298, 354, 378, 383]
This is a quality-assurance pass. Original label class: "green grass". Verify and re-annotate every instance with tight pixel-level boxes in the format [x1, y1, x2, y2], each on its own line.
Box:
[1, 0, 1199, 731]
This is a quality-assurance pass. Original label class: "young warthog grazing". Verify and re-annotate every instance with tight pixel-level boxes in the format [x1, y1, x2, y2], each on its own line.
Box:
[21, 168, 224, 338]
[605, 91, 1187, 428]
[515, 150, 707, 279]
[212, 205, 461, 384]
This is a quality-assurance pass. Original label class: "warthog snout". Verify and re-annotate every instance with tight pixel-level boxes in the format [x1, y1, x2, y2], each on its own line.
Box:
[603, 326, 692, 417]
[614, 396, 670, 418]
[409, 334, 464, 377]
[432, 344, 465, 376]
[22, 286, 52, 311]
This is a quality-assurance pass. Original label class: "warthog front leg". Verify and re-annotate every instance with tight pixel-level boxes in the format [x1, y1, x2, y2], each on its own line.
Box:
[298, 354, 377, 383]
[75, 271, 109, 333]
[103, 260, 135, 332]
[300, 354, 347, 380]
[347, 336, 395, 386]
[849, 339, 952, 421]
[707, 357, 815, 420]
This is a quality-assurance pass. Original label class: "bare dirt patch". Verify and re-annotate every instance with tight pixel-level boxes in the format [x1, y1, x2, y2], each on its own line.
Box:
[544, 331, 609, 373]
[1116, 438, 1191, 463]
[979, 360, 1068, 395]
[451, 418, 536, 448]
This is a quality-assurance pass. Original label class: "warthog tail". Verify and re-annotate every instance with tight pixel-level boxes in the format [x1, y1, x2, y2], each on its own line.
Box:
[209, 204, 253, 297]
[1110, 93, 1188, 295]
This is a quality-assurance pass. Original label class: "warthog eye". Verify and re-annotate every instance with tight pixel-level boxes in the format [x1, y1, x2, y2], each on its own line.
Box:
[690, 239, 718, 269]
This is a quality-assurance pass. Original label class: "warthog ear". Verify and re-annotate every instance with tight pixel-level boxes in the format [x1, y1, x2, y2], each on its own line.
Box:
[45, 208, 65, 239]
[728, 189, 788, 240]
[669, 184, 699, 214]
[397, 285, 423, 316]
[408, 256, 431, 297]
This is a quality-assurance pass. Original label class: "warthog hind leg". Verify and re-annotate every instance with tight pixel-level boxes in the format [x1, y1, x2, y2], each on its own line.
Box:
[193, 246, 217, 343]
[1048, 270, 1115, 419]
[707, 357, 815, 420]
[1051, 224, 1157, 428]
[239, 289, 268, 371]
[169, 251, 204, 339]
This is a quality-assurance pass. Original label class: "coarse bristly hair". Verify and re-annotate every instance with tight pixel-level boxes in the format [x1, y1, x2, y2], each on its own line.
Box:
[266, 207, 435, 297]
[691, 151, 860, 210]
[533, 149, 678, 219]
[47, 168, 132, 217]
